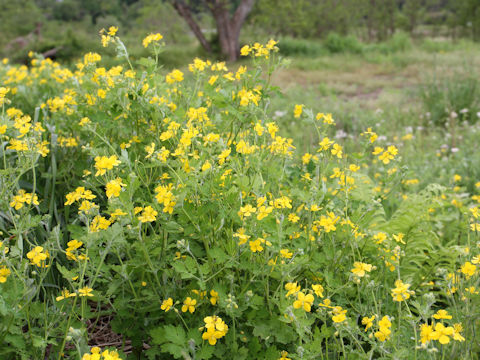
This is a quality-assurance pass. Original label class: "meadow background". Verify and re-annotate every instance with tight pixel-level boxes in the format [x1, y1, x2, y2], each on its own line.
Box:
[1, 0, 480, 359]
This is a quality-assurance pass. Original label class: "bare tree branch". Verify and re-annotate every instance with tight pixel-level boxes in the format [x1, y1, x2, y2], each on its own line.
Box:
[232, 0, 255, 33]
[172, 0, 212, 53]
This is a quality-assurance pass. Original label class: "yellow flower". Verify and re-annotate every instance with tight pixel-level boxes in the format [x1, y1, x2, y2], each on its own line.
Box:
[331, 143, 343, 158]
[288, 213, 300, 223]
[94, 155, 121, 176]
[27, 246, 49, 267]
[373, 232, 387, 244]
[105, 178, 126, 200]
[249, 239, 264, 253]
[203, 133, 220, 145]
[143, 33, 163, 48]
[97, 89, 106, 99]
[240, 45, 251, 56]
[431, 322, 454, 344]
[420, 323, 435, 344]
[182, 297, 196, 313]
[349, 164, 360, 172]
[331, 306, 347, 323]
[453, 323, 465, 342]
[351, 262, 373, 277]
[155, 185, 176, 214]
[233, 228, 250, 245]
[312, 284, 324, 298]
[90, 215, 111, 232]
[78, 200, 97, 214]
[470, 207, 479, 219]
[293, 292, 314, 312]
[145, 143, 155, 159]
[285, 282, 300, 297]
[392, 233, 405, 244]
[202, 327, 223, 345]
[201, 161, 212, 172]
[280, 249, 293, 259]
[362, 315, 375, 331]
[107, 26, 118, 36]
[374, 316, 391, 341]
[256, 205, 273, 220]
[78, 286, 94, 297]
[391, 279, 414, 302]
[433, 309, 452, 320]
[318, 137, 333, 151]
[166, 69, 184, 84]
[10, 189, 40, 210]
[279, 350, 291, 360]
[460, 261, 476, 278]
[161, 298, 173, 312]
[67, 239, 83, 250]
[56, 289, 77, 301]
[293, 104, 303, 118]
[208, 75, 218, 85]
[210, 290, 219, 305]
[238, 204, 256, 218]
[138, 206, 158, 223]
[202, 315, 228, 345]
[0, 266, 11, 283]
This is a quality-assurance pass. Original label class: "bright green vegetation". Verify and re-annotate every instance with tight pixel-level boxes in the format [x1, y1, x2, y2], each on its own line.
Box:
[0, 32, 479, 359]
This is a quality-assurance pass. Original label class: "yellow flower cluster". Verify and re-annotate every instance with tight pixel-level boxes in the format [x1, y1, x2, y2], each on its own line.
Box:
[166, 69, 184, 84]
[284, 282, 324, 313]
[94, 155, 121, 176]
[106, 178, 126, 199]
[420, 312, 465, 345]
[240, 39, 279, 58]
[65, 239, 86, 262]
[372, 145, 398, 164]
[90, 215, 112, 232]
[0, 86, 10, 106]
[142, 33, 163, 48]
[137, 205, 158, 223]
[82, 346, 122, 360]
[201, 315, 228, 345]
[65, 187, 96, 206]
[10, 189, 39, 210]
[99, 26, 118, 47]
[0, 266, 11, 283]
[374, 316, 392, 342]
[26, 246, 49, 268]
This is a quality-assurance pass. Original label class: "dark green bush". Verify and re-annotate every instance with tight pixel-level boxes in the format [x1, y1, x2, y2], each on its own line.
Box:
[324, 33, 363, 54]
[277, 37, 326, 57]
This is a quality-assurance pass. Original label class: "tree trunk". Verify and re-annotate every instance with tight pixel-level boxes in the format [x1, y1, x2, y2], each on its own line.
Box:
[210, 1, 237, 61]
[207, 0, 255, 61]
[172, 0, 213, 53]
[173, 0, 255, 61]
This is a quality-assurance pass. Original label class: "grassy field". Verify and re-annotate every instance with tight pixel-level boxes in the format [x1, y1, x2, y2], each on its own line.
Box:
[265, 39, 480, 188]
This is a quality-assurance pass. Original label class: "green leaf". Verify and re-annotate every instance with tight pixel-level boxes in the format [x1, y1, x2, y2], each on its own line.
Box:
[150, 325, 186, 346]
[197, 345, 215, 359]
[160, 343, 187, 359]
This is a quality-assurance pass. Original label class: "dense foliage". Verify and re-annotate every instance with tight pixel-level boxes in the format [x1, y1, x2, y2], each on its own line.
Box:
[0, 30, 479, 359]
